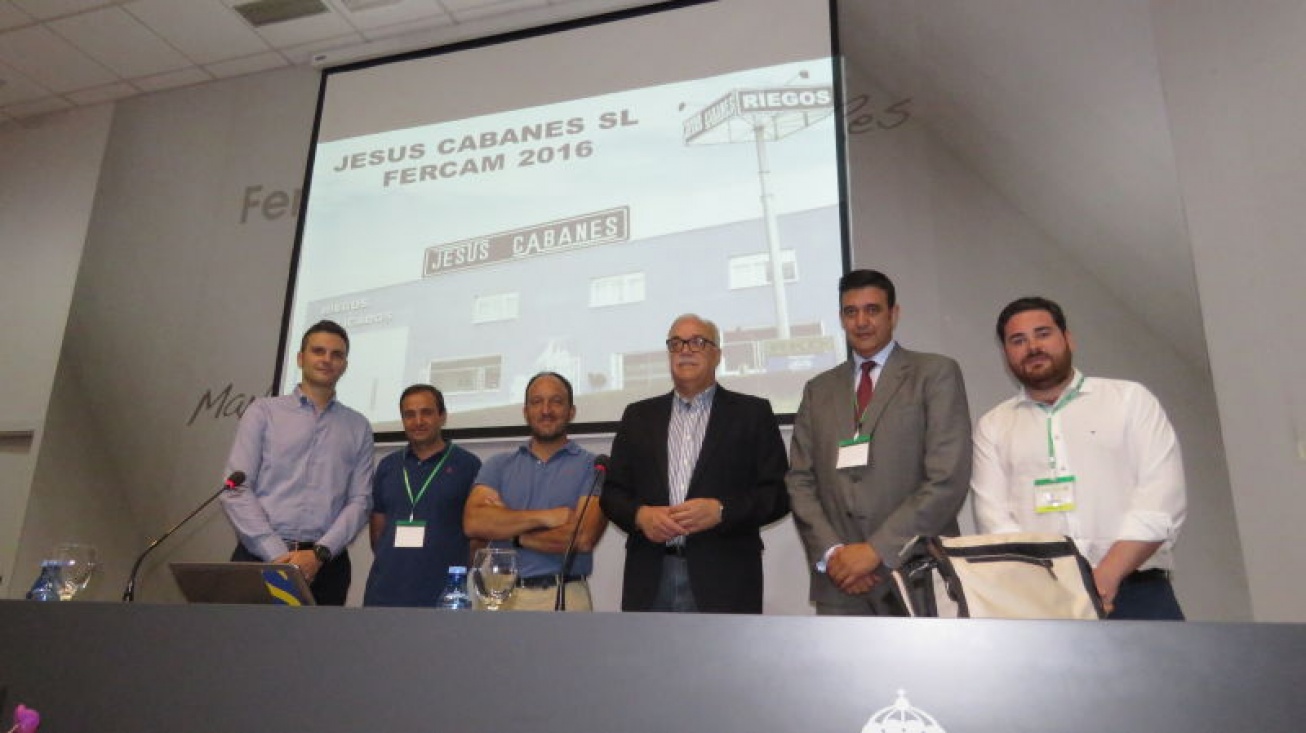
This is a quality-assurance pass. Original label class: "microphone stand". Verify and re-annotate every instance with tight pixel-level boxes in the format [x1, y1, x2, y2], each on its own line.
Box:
[555, 460, 607, 611]
[122, 473, 243, 602]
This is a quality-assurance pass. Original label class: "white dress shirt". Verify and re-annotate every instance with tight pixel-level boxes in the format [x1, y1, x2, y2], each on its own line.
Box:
[970, 370, 1186, 569]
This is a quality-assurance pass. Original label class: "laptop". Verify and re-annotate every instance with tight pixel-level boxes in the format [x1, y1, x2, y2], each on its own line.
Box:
[170, 562, 316, 606]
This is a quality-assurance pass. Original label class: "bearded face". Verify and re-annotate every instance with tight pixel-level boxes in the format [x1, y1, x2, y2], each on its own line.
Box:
[1001, 310, 1075, 396]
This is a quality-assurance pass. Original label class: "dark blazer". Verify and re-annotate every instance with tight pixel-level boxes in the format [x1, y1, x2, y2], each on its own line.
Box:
[786, 346, 972, 612]
[600, 386, 790, 613]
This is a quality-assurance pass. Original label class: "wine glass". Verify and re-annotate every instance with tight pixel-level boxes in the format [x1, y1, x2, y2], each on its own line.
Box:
[469, 547, 518, 610]
[52, 543, 98, 600]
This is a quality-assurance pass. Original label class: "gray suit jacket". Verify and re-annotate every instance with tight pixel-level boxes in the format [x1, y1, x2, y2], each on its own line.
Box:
[786, 345, 972, 610]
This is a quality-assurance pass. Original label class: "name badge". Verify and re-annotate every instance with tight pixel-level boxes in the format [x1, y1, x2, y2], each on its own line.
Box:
[836, 434, 871, 470]
[1033, 476, 1077, 514]
[394, 520, 426, 548]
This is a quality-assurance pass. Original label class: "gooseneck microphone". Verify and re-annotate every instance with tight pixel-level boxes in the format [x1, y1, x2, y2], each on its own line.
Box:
[122, 471, 245, 602]
[556, 455, 608, 611]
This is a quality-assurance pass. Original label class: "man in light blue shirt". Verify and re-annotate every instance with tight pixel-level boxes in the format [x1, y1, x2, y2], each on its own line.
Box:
[221, 319, 374, 605]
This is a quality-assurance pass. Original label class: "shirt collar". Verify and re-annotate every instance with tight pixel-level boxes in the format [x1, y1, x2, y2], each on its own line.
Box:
[292, 384, 337, 412]
[1016, 368, 1089, 407]
[515, 438, 580, 457]
[674, 383, 717, 408]
[854, 340, 896, 371]
[404, 443, 448, 464]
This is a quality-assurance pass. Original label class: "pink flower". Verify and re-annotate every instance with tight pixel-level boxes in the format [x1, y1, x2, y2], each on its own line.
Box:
[10, 704, 40, 733]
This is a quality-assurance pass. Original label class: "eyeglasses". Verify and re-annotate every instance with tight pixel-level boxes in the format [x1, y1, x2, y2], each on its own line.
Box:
[665, 336, 718, 353]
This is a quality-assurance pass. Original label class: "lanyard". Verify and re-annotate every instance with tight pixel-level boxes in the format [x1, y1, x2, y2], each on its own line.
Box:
[1039, 375, 1085, 471]
[402, 443, 454, 521]
[851, 393, 873, 437]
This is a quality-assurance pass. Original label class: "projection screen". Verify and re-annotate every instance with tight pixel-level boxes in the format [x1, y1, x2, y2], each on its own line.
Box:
[280, 0, 849, 436]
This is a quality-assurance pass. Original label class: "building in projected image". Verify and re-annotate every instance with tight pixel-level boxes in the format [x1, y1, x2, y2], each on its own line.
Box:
[304, 204, 843, 430]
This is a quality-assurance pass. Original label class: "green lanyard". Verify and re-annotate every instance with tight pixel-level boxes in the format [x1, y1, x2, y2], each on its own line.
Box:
[1038, 375, 1085, 471]
[402, 443, 454, 521]
[851, 391, 874, 434]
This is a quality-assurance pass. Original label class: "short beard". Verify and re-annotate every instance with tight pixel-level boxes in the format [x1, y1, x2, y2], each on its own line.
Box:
[1016, 352, 1074, 393]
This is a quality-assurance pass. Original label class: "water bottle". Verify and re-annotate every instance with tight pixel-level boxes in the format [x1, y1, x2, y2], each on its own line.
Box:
[26, 559, 63, 601]
[436, 566, 472, 610]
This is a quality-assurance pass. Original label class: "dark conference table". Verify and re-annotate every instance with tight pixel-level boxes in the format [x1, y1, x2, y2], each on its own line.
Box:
[1, 600, 1303, 732]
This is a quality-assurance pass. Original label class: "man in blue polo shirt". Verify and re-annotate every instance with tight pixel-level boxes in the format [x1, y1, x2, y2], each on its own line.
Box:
[364, 384, 482, 607]
[464, 372, 607, 611]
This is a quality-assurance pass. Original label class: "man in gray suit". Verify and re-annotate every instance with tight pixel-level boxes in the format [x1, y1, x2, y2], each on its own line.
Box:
[786, 269, 972, 615]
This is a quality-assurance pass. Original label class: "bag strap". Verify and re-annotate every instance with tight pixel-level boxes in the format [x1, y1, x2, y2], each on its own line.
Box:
[925, 537, 970, 617]
[891, 537, 942, 617]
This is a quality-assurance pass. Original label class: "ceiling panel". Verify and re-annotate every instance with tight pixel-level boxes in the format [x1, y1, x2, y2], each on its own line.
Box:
[0, 58, 43, 104]
[3, 94, 72, 118]
[132, 65, 214, 93]
[279, 32, 367, 64]
[0, 0, 663, 122]
[64, 79, 136, 105]
[0, 24, 116, 92]
[449, 0, 548, 23]
[48, 6, 192, 77]
[0, 1, 35, 31]
[204, 51, 288, 80]
[125, 0, 273, 65]
[360, 14, 454, 43]
[10, 0, 121, 22]
[329, 0, 451, 31]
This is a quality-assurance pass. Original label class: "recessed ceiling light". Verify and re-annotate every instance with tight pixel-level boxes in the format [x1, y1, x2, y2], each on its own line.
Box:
[233, 0, 330, 28]
[339, 0, 405, 11]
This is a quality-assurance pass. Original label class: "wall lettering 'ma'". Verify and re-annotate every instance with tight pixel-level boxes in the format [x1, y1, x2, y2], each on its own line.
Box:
[188, 383, 273, 426]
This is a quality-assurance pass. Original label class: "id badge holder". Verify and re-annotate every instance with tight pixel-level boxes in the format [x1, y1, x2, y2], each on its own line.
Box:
[394, 520, 426, 548]
[837, 434, 871, 470]
[1033, 476, 1077, 514]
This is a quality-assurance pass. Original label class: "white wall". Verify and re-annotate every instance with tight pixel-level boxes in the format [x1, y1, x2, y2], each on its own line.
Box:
[1152, 0, 1306, 622]
[835, 61, 1245, 620]
[0, 105, 113, 595]
[11, 66, 319, 600]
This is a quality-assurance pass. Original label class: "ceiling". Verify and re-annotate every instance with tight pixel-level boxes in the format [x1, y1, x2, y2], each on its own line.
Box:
[0, 0, 658, 126]
[0, 0, 1209, 371]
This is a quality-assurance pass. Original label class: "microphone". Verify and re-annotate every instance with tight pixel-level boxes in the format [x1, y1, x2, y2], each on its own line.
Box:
[555, 455, 608, 611]
[122, 471, 245, 602]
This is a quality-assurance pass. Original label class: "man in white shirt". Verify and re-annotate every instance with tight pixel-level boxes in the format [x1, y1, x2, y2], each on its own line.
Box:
[971, 296, 1186, 619]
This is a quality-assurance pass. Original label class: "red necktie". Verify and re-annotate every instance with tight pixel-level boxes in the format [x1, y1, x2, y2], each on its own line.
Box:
[857, 360, 876, 416]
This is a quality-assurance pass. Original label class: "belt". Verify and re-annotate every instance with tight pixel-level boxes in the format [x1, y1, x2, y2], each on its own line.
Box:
[665, 544, 687, 557]
[517, 574, 586, 590]
[1121, 568, 1171, 585]
[286, 541, 347, 562]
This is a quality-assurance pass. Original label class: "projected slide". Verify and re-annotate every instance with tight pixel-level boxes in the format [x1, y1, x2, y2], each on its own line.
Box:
[282, 1, 846, 433]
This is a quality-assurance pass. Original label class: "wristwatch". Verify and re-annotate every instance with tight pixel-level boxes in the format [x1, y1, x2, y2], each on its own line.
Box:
[312, 544, 331, 564]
